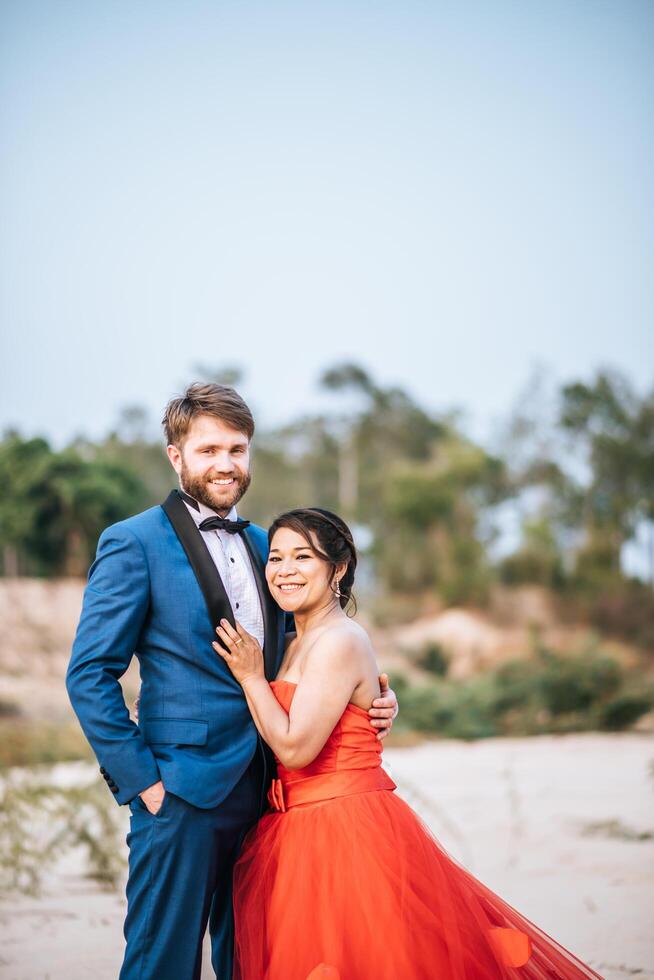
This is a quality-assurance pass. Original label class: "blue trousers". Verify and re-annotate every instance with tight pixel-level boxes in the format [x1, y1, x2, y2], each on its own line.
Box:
[119, 751, 265, 980]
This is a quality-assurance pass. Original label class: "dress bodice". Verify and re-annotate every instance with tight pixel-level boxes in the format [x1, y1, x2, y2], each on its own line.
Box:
[268, 680, 396, 811]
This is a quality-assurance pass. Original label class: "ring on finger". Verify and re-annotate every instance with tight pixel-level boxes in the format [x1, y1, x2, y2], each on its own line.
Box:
[234, 638, 243, 646]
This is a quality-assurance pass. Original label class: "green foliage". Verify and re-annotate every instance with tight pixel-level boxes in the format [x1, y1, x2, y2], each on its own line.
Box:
[536, 646, 621, 715]
[559, 372, 654, 577]
[379, 438, 506, 603]
[0, 432, 149, 576]
[0, 773, 125, 895]
[416, 642, 450, 677]
[392, 646, 653, 739]
[599, 694, 653, 731]
[393, 675, 497, 739]
[499, 518, 566, 589]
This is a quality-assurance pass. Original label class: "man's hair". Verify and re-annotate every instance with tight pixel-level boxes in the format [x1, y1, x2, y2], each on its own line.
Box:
[162, 383, 255, 446]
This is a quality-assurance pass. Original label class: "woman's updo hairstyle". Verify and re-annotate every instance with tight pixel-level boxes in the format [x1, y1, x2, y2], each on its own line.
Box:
[268, 508, 358, 613]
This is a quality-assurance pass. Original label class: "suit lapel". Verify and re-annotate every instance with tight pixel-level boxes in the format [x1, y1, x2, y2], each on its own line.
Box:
[242, 528, 279, 680]
[161, 490, 234, 632]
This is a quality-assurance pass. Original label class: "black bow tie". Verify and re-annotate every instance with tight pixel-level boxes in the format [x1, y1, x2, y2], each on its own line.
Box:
[198, 516, 251, 535]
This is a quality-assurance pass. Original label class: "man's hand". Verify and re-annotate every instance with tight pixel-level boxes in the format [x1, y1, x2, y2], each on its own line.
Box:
[369, 672, 399, 741]
[139, 780, 165, 815]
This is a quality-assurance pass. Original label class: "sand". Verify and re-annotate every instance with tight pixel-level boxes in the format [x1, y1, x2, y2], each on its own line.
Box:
[1, 732, 652, 980]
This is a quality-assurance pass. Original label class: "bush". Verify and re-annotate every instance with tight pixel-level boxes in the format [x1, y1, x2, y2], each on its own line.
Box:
[389, 646, 652, 739]
[599, 694, 653, 731]
[392, 675, 497, 740]
[416, 642, 450, 677]
[536, 648, 622, 716]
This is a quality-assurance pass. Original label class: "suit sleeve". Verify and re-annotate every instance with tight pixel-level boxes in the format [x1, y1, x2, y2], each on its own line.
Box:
[66, 523, 160, 804]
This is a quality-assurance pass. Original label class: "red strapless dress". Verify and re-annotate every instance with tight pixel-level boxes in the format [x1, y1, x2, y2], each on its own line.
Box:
[232, 680, 602, 980]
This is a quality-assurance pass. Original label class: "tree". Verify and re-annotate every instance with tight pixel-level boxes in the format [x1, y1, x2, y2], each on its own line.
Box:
[560, 371, 654, 585]
[0, 433, 149, 576]
[319, 362, 446, 522]
[381, 437, 507, 603]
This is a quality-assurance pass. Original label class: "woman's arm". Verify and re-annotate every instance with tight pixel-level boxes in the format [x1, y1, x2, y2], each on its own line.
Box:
[213, 619, 368, 770]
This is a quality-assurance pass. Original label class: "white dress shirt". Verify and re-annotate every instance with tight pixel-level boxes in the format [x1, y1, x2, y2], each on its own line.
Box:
[183, 498, 265, 649]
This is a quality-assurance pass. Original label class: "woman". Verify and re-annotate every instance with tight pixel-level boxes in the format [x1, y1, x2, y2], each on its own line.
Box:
[213, 508, 601, 980]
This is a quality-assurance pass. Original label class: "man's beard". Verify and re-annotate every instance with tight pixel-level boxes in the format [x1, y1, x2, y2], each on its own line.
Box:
[180, 460, 251, 514]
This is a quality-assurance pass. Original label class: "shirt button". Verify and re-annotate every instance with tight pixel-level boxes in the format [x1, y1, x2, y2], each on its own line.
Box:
[236, 602, 240, 609]
[230, 557, 235, 563]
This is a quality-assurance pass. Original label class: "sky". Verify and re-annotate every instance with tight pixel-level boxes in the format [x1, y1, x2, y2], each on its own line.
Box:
[1, 0, 652, 447]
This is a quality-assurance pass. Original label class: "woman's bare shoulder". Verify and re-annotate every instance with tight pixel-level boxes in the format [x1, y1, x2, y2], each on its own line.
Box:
[304, 619, 376, 674]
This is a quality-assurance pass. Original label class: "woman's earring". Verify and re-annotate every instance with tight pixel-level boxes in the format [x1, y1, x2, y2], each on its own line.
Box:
[333, 578, 342, 598]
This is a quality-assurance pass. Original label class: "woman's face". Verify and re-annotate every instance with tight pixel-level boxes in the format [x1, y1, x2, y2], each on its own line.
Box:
[266, 526, 336, 613]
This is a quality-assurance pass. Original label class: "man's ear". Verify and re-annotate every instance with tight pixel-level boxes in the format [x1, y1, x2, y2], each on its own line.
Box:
[167, 443, 182, 475]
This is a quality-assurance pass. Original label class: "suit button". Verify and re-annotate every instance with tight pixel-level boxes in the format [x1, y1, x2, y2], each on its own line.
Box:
[99, 767, 106, 775]
[110, 785, 119, 794]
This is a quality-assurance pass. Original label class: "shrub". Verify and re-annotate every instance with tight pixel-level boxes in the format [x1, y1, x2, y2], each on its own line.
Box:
[416, 642, 450, 677]
[388, 646, 651, 739]
[536, 648, 622, 716]
[599, 694, 653, 731]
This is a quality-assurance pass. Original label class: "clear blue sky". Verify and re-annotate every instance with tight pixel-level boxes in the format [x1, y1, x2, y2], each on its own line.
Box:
[1, 0, 652, 445]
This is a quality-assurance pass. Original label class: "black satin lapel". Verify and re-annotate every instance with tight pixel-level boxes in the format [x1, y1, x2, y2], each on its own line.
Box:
[242, 528, 279, 680]
[161, 491, 234, 631]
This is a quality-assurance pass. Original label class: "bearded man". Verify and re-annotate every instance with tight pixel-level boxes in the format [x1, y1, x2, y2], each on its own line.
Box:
[66, 383, 398, 980]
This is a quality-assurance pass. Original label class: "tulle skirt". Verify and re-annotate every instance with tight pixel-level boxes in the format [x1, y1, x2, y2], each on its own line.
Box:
[232, 788, 601, 980]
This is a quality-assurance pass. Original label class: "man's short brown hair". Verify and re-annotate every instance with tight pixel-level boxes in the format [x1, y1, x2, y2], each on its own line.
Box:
[163, 383, 255, 446]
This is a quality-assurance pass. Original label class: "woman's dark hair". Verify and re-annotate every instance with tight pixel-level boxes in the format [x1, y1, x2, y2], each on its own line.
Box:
[268, 508, 357, 613]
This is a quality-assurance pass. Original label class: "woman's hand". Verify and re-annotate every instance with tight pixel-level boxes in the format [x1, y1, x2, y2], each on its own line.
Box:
[213, 618, 265, 685]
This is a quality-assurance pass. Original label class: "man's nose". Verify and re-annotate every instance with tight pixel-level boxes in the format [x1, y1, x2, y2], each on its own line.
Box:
[212, 452, 234, 471]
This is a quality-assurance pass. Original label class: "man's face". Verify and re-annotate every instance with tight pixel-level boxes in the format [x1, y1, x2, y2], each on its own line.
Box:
[167, 414, 251, 515]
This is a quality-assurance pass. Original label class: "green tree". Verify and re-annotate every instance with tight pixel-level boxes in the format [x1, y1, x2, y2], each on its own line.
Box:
[0, 433, 148, 576]
[381, 437, 507, 603]
[560, 371, 654, 585]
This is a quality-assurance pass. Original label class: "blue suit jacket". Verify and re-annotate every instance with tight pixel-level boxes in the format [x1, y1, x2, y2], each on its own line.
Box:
[66, 492, 287, 808]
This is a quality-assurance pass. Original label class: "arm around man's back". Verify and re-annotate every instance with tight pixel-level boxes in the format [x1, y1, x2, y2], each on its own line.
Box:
[66, 521, 160, 804]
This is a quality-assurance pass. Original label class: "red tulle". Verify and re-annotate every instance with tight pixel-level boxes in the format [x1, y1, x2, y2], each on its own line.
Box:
[233, 681, 602, 980]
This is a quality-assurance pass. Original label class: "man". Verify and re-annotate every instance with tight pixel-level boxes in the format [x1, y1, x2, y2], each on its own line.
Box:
[66, 383, 397, 980]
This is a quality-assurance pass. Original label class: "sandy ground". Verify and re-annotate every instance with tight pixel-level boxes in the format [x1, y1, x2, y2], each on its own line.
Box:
[1, 732, 652, 980]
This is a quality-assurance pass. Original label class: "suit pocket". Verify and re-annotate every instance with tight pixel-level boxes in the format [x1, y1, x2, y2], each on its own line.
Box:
[142, 718, 208, 746]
